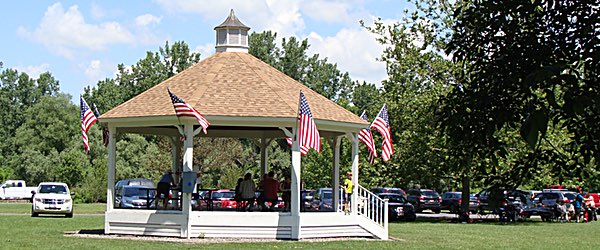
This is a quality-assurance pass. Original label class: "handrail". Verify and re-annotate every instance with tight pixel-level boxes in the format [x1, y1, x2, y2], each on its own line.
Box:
[356, 184, 388, 230]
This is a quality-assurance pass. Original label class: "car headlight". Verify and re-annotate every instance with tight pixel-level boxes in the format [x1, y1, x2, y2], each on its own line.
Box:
[35, 198, 42, 203]
[65, 199, 72, 203]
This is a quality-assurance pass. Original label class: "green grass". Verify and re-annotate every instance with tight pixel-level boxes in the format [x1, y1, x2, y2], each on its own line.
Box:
[0, 205, 598, 249]
[0, 203, 106, 214]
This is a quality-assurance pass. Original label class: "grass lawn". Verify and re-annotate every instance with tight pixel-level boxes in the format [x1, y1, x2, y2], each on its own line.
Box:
[0, 203, 106, 214]
[0, 204, 598, 249]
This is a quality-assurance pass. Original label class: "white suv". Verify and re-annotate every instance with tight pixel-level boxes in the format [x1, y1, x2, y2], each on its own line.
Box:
[31, 182, 73, 217]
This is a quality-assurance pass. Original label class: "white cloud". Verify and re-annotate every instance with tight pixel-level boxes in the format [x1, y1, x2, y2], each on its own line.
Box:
[301, 0, 354, 23]
[155, 0, 304, 38]
[14, 63, 51, 79]
[81, 60, 112, 84]
[17, 3, 149, 58]
[307, 28, 387, 86]
[135, 14, 162, 27]
[193, 43, 215, 58]
[90, 3, 105, 19]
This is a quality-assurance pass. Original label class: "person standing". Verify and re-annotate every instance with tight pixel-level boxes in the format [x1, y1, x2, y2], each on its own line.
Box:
[574, 189, 585, 223]
[156, 171, 174, 209]
[343, 172, 354, 215]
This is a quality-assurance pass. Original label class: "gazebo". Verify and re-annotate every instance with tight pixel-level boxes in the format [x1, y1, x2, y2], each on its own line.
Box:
[98, 10, 388, 240]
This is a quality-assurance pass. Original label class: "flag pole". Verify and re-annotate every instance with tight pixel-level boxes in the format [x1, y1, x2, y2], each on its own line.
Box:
[292, 91, 302, 143]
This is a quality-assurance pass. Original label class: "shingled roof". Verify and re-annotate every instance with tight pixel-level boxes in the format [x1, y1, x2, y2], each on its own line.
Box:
[99, 52, 368, 130]
[214, 9, 249, 29]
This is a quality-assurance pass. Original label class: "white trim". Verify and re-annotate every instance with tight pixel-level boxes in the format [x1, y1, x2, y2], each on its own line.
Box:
[100, 115, 368, 132]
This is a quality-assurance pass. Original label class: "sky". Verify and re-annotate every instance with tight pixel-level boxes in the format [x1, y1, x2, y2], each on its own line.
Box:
[1, 1, 409, 104]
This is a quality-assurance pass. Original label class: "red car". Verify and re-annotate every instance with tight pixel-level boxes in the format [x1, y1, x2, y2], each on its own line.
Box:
[211, 190, 237, 209]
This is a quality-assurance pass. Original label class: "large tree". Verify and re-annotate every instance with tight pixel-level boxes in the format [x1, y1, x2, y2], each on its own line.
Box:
[441, 0, 600, 194]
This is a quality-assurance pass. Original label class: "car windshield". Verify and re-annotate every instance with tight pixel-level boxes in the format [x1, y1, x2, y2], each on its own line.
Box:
[322, 192, 333, 200]
[381, 195, 404, 203]
[422, 190, 439, 197]
[213, 192, 235, 199]
[124, 188, 154, 197]
[39, 185, 67, 194]
[564, 193, 576, 201]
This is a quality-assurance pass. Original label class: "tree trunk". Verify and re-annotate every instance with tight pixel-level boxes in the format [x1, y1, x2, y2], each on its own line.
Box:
[460, 174, 470, 222]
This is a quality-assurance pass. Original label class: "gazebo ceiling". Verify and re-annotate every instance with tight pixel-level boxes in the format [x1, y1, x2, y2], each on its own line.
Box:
[99, 52, 368, 133]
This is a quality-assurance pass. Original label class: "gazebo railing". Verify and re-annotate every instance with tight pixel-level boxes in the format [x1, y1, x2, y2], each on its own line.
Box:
[356, 184, 388, 230]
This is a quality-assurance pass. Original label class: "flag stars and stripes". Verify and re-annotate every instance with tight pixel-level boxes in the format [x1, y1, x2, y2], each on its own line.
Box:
[287, 92, 321, 155]
[168, 88, 210, 134]
[358, 111, 377, 164]
[80, 96, 97, 152]
[371, 104, 394, 162]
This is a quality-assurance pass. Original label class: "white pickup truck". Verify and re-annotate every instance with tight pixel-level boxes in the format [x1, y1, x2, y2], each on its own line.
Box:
[0, 180, 37, 200]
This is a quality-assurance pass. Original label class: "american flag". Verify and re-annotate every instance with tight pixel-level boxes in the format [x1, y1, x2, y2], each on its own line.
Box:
[370, 104, 394, 161]
[168, 88, 210, 134]
[358, 111, 377, 164]
[92, 103, 109, 147]
[80, 96, 97, 152]
[287, 92, 321, 155]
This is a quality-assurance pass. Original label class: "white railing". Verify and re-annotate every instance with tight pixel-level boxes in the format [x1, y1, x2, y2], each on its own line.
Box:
[356, 184, 388, 230]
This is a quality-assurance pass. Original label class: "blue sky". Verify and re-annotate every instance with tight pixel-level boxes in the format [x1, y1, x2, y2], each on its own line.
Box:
[1, 1, 409, 104]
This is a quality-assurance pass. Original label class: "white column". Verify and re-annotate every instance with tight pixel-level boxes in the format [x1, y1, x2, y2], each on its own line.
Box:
[350, 132, 359, 215]
[290, 127, 302, 240]
[330, 136, 341, 212]
[105, 125, 116, 234]
[181, 123, 194, 238]
[171, 137, 182, 202]
[260, 138, 269, 177]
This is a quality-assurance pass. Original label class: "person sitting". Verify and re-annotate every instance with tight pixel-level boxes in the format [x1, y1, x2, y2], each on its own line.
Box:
[239, 173, 256, 212]
[280, 175, 291, 212]
[155, 170, 174, 209]
[259, 171, 280, 212]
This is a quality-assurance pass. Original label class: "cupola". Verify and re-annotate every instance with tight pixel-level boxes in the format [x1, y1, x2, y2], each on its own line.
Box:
[214, 9, 250, 53]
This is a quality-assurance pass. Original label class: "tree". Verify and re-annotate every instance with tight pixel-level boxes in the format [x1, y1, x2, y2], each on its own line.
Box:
[441, 0, 599, 197]
[85, 41, 201, 112]
[362, 0, 456, 190]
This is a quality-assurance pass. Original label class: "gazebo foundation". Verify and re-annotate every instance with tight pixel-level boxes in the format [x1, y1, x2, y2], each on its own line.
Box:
[105, 210, 386, 239]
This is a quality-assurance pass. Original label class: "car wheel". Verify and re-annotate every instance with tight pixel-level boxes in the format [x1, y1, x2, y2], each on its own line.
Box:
[433, 208, 441, 214]
[66, 212, 73, 218]
[31, 207, 38, 217]
[449, 204, 458, 214]
[405, 211, 416, 222]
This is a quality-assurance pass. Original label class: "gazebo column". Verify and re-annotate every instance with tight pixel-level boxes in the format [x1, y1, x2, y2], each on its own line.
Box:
[347, 132, 359, 215]
[290, 127, 302, 240]
[259, 138, 270, 178]
[171, 137, 182, 202]
[181, 123, 194, 238]
[329, 136, 341, 211]
[105, 125, 116, 234]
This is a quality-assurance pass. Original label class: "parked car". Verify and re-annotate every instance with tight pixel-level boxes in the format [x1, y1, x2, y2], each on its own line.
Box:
[311, 188, 334, 211]
[31, 182, 74, 217]
[301, 189, 316, 211]
[115, 185, 156, 209]
[406, 189, 441, 213]
[371, 187, 406, 198]
[524, 191, 574, 221]
[115, 178, 155, 208]
[376, 193, 416, 221]
[441, 192, 479, 213]
[211, 189, 237, 209]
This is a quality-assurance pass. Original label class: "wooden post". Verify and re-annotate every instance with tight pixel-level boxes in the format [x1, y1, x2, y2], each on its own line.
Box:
[290, 127, 301, 239]
[182, 122, 193, 238]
